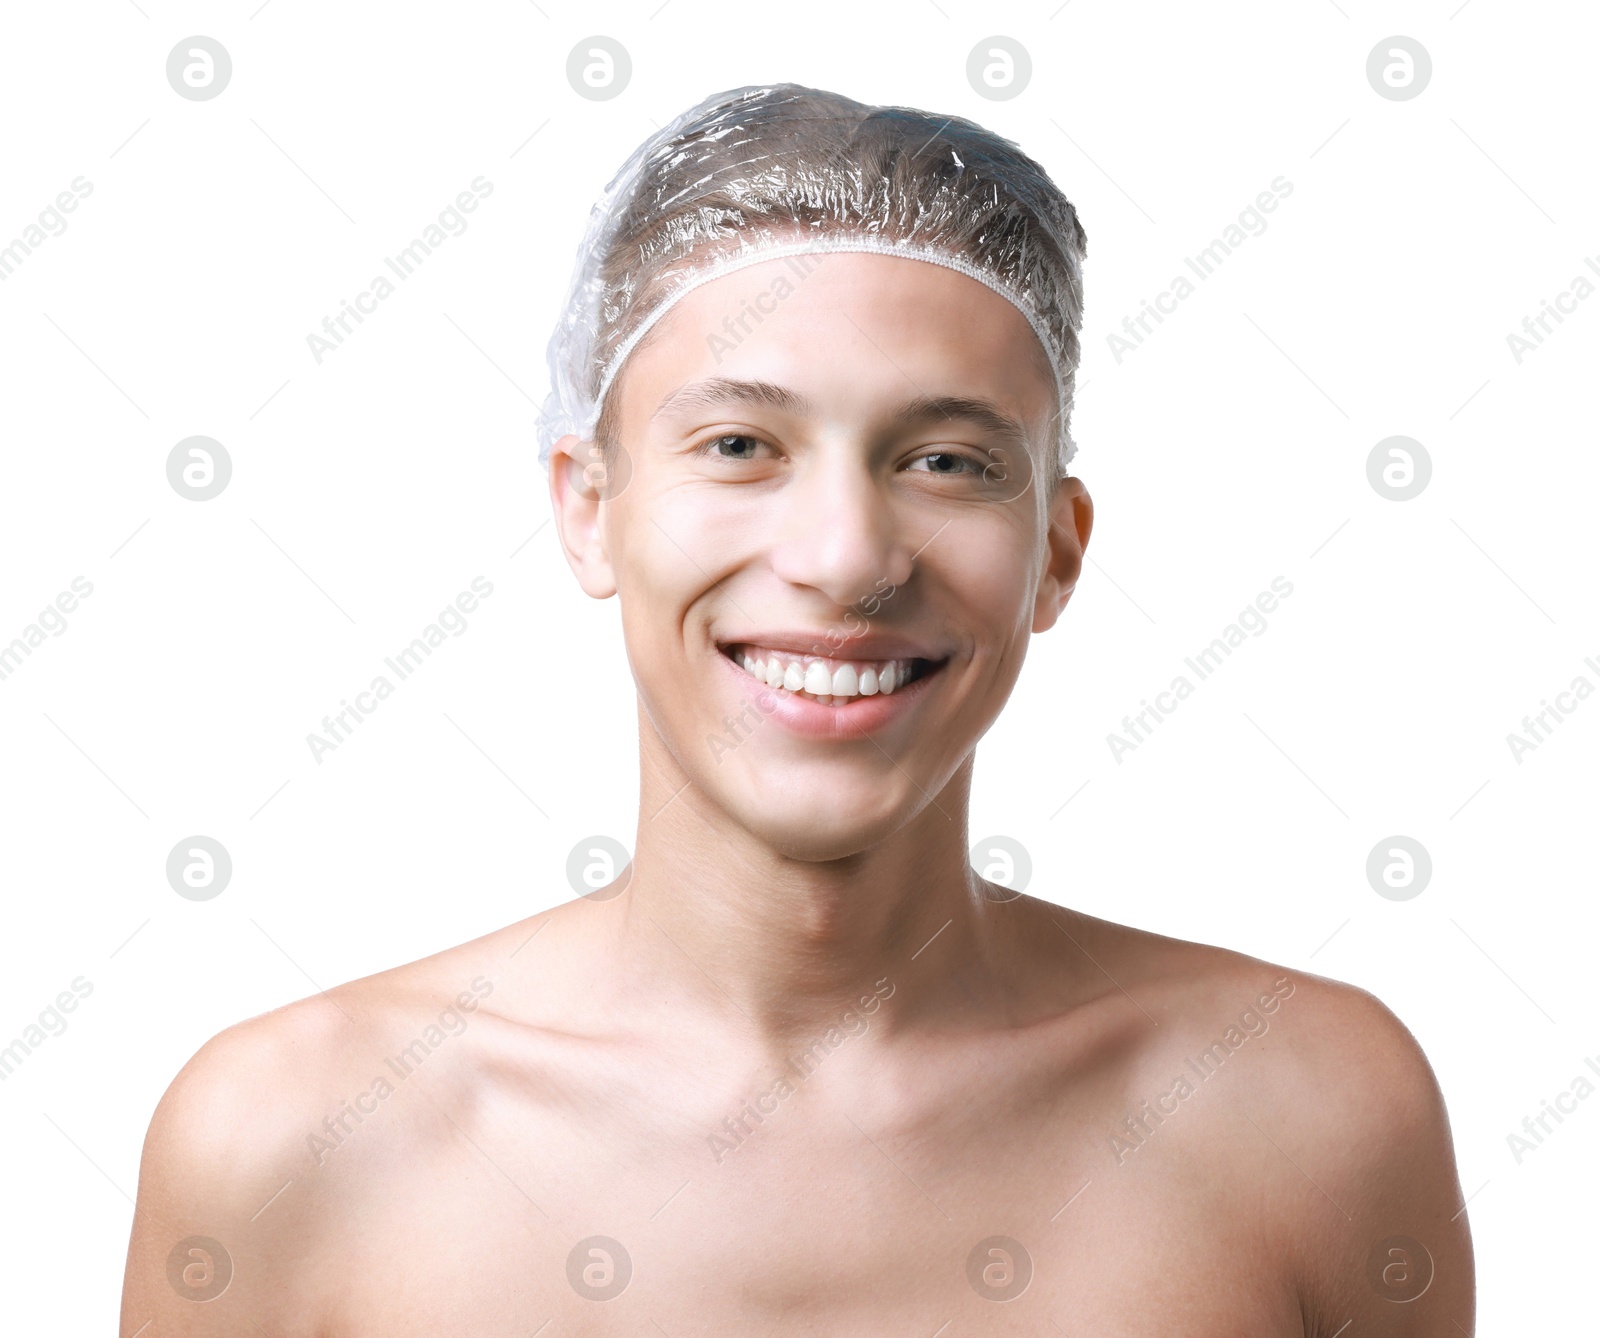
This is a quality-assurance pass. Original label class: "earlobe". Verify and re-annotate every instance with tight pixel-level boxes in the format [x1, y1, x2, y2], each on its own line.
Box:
[547, 435, 618, 600]
[1033, 476, 1093, 633]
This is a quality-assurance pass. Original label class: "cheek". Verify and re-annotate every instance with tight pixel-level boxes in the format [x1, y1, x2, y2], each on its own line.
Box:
[621, 465, 788, 583]
[607, 478, 674, 566]
[947, 521, 1039, 632]
[608, 487, 741, 640]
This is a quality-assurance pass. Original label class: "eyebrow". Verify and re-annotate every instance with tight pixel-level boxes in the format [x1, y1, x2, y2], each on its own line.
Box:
[652, 377, 810, 421]
[652, 377, 1029, 445]
[892, 393, 1029, 447]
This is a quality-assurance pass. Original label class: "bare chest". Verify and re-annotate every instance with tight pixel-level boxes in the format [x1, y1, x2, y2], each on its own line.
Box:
[315, 1084, 1303, 1337]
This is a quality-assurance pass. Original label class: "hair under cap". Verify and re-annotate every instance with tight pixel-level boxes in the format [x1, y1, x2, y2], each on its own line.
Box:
[536, 82, 1088, 472]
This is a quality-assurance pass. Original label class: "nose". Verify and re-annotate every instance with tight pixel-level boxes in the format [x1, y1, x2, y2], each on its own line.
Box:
[766, 449, 916, 607]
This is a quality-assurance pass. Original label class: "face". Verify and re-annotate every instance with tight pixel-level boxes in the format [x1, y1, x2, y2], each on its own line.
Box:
[550, 251, 1092, 861]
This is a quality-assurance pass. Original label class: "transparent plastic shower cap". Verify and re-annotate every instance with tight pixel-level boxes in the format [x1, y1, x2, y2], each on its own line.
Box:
[535, 82, 1087, 473]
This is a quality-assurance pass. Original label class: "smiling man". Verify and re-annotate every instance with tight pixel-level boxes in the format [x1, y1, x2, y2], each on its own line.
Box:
[122, 85, 1474, 1336]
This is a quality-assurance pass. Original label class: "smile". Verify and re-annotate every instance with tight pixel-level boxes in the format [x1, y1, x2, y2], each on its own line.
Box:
[718, 643, 943, 708]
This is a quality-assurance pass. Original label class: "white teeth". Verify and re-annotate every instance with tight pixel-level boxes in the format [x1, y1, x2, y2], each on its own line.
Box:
[727, 645, 924, 705]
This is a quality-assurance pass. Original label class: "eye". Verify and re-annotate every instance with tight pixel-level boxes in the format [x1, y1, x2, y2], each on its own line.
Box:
[693, 432, 771, 462]
[905, 450, 983, 476]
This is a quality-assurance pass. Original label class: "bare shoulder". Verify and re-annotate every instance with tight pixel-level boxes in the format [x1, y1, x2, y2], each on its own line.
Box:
[131, 909, 530, 1167]
[119, 911, 547, 1332]
[121, 987, 354, 1330]
[1040, 902, 1448, 1104]
[1034, 902, 1476, 1334]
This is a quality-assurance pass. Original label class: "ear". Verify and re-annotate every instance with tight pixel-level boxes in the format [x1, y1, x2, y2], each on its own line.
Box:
[1033, 474, 1093, 634]
[547, 434, 618, 599]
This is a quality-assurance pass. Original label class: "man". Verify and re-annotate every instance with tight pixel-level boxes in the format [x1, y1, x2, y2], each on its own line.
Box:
[123, 86, 1473, 1336]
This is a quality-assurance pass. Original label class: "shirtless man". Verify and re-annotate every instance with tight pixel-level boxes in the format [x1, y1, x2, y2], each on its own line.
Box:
[122, 85, 1474, 1335]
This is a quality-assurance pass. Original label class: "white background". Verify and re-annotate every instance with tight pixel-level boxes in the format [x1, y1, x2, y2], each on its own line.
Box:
[1, 1, 1594, 1329]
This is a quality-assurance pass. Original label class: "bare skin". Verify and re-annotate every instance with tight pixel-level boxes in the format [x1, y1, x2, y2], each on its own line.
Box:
[122, 253, 1474, 1335]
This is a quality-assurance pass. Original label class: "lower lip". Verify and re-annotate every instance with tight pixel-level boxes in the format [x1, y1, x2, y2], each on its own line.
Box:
[713, 649, 945, 741]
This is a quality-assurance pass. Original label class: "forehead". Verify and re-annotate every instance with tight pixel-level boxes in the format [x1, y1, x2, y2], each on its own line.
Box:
[617, 251, 1057, 435]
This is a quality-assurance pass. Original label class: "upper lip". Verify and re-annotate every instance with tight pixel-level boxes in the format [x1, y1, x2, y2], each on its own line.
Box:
[715, 630, 950, 661]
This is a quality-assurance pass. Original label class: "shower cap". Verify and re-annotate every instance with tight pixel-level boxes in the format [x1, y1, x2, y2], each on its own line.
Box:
[535, 83, 1088, 472]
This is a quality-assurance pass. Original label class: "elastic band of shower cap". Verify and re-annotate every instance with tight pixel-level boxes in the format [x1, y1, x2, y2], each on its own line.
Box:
[585, 235, 1076, 469]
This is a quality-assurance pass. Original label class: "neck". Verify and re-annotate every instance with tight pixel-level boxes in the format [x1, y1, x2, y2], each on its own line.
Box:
[606, 718, 1007, 1047]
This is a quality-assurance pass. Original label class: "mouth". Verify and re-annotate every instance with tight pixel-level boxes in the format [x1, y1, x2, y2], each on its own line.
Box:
[716, 642, 948, 708]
